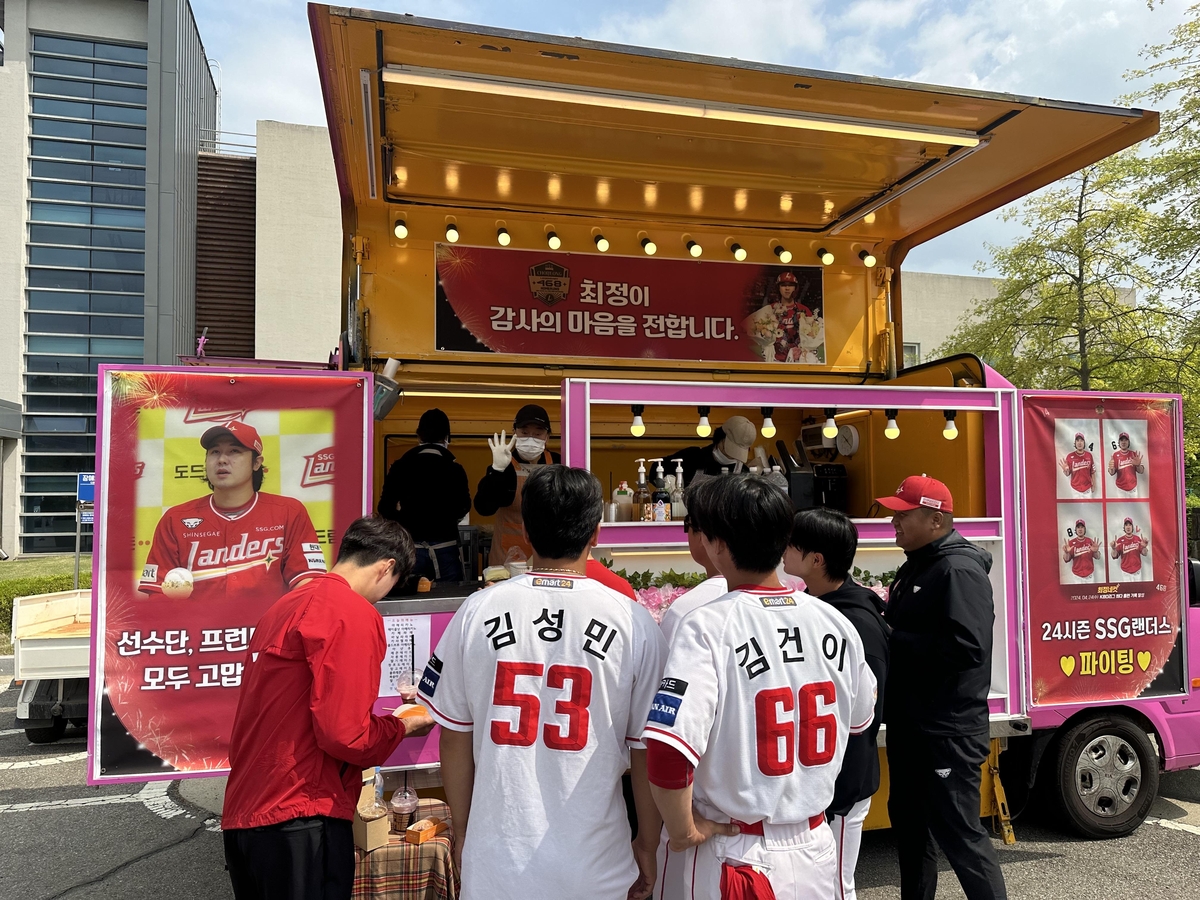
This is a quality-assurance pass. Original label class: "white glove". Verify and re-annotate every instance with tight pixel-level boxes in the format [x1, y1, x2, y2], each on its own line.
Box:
[489, 430, 516, 472]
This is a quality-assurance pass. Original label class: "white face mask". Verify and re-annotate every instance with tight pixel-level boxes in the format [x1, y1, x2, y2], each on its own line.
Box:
[712, 444, 738, 467]
[515, 437, 547, 459]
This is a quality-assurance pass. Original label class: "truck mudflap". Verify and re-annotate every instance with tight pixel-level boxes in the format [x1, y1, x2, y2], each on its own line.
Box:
[15, 677, 89, 728]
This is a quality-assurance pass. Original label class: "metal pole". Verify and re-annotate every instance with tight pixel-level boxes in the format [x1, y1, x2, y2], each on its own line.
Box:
[74, 502, 82, 589]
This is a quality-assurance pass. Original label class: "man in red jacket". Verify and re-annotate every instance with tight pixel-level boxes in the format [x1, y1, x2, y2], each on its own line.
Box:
[222, 517, 435, 900]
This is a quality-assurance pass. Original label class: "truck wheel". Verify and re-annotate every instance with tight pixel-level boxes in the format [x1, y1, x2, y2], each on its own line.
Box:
[1055, 715, 1158, 838]
[25, 718, 67, 745]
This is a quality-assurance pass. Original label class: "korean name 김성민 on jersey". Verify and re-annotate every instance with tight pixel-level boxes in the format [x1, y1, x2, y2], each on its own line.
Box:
[418, 571, 666, 900]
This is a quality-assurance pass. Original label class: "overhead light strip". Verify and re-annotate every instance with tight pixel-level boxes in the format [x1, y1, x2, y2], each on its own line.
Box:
[382, 65, 982, 148]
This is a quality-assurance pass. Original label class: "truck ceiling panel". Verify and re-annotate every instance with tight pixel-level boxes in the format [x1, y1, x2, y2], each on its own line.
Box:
[310, 5, 1158, 247]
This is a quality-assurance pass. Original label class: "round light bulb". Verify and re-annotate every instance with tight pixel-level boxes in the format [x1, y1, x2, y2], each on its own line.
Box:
[761, 417, 776, 439]
[943, 419, 959, 440]
[732, 243, 747, 261]
[594, 235, 610, 252]
[819, 248, 835, 265]
[641, 237, 657, 255]
[497, 228, 511, 246]
[697, 416, 712, 438]
[393, 220, 408, 240]
[822, 417, 838, 440]
[445, 224, 459, 243]
[775, 246, 793, 264]
[884, 418, 900, 440]
[859, 249, 877, 267]
[630, 415, 646, 437]
[688, 241, 703, 258]
[547, 231, 561, 250]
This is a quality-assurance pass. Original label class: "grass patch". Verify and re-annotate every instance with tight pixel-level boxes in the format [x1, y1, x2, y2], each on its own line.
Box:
[0, 555, 90, 580]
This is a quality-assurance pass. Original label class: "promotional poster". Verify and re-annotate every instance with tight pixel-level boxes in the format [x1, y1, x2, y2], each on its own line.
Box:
[1022, 394, 1185, 706]
[434, 244, 826, 364]
[89, 368, 372, 782]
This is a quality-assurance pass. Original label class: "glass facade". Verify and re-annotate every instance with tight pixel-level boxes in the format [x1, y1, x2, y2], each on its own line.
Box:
[21, 35, 148, 553]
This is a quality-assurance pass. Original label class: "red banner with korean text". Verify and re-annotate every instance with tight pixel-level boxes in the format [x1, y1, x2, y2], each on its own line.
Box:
[89, 368, 372, 782]
[1021, 393, 1186, 706]
[434, 244, 826, 364]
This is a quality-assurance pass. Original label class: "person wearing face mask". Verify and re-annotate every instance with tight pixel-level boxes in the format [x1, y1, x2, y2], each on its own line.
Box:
[377, 408, 471, 584]
[473, 404, 561, 566]
[667, 414, 757, 487]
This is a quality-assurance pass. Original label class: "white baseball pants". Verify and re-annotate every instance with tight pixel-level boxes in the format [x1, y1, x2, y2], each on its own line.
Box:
[828, 797, 872, 900]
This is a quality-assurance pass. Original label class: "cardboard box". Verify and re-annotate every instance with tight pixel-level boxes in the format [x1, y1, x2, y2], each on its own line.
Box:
[354, 775, 391, 852]
[405, 816, 449, 844]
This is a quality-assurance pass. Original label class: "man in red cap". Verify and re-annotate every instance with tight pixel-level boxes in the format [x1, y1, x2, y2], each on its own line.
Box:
[1110, 516, 1149, 576]
[875, 475, 1007, 900]
[1059, 432, 1096, 495]
[138, 420, 327, 604]
[1107, 431, 1145, 493]
[772, 271, 813, 362]
[1062, 518, 1101, 582]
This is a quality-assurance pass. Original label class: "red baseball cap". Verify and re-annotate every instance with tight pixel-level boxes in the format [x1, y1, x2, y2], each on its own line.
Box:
[1074, 432, 1085, 442]
[200, 420, 263, 455]
[1075, 519, 1086, 528]
[876, 475, 954, 513]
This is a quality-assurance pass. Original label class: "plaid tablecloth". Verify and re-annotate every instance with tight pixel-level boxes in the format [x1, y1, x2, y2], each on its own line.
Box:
[353, 798, 458, 900]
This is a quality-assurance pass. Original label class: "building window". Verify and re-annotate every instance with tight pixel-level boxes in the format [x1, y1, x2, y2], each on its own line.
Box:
[21, 34, 147, 553]
[903, 342, 921, 369]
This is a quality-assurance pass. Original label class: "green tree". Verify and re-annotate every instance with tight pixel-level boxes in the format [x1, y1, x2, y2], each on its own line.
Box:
[934, 158, 1192, 393]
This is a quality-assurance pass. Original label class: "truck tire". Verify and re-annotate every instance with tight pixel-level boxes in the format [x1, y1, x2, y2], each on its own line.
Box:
[1055, 714, 1158, 838]
[25, 718, 67, 745]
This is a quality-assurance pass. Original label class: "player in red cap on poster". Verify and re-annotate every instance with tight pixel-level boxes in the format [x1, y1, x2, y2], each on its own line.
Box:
[1111, 517, 1149, 576]
[1063, 519, 1101, 581]
[1108, 432, 1145, 493]
[138, 420, 327, 604]
[1059, 432, 1096, 495]
[876, 475, 1007, 900]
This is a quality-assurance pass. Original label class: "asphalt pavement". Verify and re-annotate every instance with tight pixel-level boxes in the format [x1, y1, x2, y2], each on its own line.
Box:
[1, 666, 1198, 899]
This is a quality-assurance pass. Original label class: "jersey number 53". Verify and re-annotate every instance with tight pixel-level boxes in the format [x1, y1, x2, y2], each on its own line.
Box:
[490, 660, 593, 752]
[755, 681, 837, 775]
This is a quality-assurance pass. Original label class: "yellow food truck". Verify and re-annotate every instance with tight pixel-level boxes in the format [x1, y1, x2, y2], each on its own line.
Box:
[301, 6, 1197, 841]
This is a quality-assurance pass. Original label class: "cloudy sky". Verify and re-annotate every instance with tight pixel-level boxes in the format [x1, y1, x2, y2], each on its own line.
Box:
[191, 0, 1191, 275]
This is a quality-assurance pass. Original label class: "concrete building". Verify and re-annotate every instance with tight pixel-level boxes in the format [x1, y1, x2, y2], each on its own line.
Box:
[0, 0, 215, 556]
[899, 271, 997, 368]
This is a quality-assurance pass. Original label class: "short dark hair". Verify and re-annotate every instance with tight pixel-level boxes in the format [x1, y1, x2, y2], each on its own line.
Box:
[336, 516, 416, 580]
[789, 508, 858, 581]
[417, 408, 451, 444]
[521, 465, 602, 560]
[689, 473, 793, 573]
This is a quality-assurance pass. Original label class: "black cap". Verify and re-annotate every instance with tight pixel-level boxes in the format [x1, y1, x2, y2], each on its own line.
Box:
[416, 408, 451, 443]
[514, 403, 552, 432]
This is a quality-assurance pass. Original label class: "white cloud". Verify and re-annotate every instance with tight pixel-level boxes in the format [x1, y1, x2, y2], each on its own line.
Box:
[190, 0, 1191, 274]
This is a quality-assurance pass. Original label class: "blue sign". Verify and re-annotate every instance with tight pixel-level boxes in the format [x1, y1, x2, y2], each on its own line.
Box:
[80, 510, 94, 525]
[77, 473, 95, 503]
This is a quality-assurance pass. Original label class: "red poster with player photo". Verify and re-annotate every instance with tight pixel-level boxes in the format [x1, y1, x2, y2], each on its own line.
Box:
[89, 368, 372, 783]
[1021, 393, 1186, 706]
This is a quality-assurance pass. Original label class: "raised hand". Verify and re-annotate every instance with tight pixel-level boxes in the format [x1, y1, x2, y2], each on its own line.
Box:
[488, 430, 517, 472]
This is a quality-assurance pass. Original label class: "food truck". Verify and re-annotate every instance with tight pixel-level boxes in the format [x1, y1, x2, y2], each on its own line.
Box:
[84, 5, 1199, 844]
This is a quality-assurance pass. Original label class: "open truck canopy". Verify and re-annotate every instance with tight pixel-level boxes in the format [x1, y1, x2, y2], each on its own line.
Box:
[309, 4, 1156, 376]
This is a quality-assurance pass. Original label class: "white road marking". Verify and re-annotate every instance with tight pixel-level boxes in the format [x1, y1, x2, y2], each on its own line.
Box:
[0, 780, 192, 821]
[0, 751, 86, 770]
[0, 728, 25, 737]
[1147, 816, 1200, 836]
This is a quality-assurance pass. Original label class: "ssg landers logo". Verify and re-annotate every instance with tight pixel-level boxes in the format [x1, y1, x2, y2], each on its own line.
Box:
[301, 447, 335, 488]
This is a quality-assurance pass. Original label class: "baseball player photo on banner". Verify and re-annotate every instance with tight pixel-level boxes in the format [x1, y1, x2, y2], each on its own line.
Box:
[1105, 502, 1152, 584]
[89, 367, 372, 783]
[1055, 418, 1100, 498]
[1021, 393, 1185, 707]
[1057, 502, 1106, 585]
[1103, 419, 1150, 499]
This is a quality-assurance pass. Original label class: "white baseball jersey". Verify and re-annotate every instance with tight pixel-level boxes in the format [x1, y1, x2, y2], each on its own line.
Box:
[419, 571, 667, 900]
[644, 585, 875, 825]
[659, 576, 727, 644]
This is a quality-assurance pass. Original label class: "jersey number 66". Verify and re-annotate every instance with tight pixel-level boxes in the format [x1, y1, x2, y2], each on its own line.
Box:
[755, 682, 837, 775]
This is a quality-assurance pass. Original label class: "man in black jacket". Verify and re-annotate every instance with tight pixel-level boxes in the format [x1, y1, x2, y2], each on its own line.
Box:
[785, 507, 888, 900]
[877, 475, 1006, 900]
[377, 409, 471, 584]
